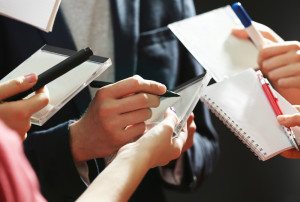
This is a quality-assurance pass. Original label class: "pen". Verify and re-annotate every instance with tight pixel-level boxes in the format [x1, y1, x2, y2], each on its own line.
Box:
[90, 80, 180, 98]
[232, 2, 265, 49]
[4, 47, 93, 102]
[257, 71, 299, 151]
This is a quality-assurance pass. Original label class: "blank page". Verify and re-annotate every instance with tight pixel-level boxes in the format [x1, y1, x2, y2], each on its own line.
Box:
[0, 0, 61, 32]
[169, 5, 258, 82]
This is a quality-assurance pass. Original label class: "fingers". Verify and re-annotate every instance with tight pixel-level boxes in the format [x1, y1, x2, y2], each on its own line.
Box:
[258, 42, 300, 69]
[277, 114, 300, 127]
[277, 75, 300, 88]
[280, 149, 300, 159]
[20, 86, 50, 115]
[293, 105, 300, 112]
[268, 63, 300, 82]
[122, 122, 146, 141]
[231, 28, 249, 39]
[117, 93, 160, 114]
[119, 108, 152, 127]
[162, 107, 178, 130]
[105, 75, 166, 98]
[0, 73, 37, 100]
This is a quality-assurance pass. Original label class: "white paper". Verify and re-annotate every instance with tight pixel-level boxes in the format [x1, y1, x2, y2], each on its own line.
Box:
[168, 5, 258, 82]
[0, 0, 61, 32]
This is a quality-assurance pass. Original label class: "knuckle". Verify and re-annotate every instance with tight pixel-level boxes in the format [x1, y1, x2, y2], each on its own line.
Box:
[138, 93, 149, 106]
[12, 78, 24, 91]
[164, 123, 174, 135]
[95, 88, 109, 100]
[152, 96, 160, 108]
[290, 41, 300, 50]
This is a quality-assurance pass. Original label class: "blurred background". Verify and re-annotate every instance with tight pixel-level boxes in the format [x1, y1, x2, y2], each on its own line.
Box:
[164, 0, 300, 201]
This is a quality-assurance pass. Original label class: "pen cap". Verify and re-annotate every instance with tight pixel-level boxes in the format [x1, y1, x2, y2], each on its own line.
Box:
[34, 47, 93, 90]
[232, 2, 252, 28]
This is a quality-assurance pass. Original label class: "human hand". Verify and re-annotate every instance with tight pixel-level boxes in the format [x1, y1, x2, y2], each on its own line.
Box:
[181, 113, 196, 153]
[0, 73, 49, 140]
[278, 105, 300, 159]
[257, 41, 300, 88]
[118, 107, 187, 168]
[231, 22, 284, 43]
[70, 75, 167, 163]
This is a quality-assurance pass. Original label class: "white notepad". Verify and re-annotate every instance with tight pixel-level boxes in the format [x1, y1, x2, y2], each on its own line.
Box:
[201, 69, 300, 161]
[146, 73, 211, 136]
[168, 5, 258, 82]
[0, 45, 111, 126]
[0, 0, 61, 32]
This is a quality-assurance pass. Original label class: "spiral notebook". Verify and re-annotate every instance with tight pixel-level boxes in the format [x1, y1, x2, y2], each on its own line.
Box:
[200, 69, 300, 161]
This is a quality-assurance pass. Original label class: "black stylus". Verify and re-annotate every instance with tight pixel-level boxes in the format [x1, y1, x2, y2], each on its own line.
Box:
[4, 47, 93, 102]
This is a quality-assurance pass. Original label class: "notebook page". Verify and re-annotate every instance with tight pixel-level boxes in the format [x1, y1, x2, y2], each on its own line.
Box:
[146, 73, 211, 134]
[168, 5, 258, 82]
[202, 69, 300, 160]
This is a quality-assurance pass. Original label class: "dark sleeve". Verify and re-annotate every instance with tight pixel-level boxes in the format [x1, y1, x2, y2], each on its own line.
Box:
[23, 121, 99, 202]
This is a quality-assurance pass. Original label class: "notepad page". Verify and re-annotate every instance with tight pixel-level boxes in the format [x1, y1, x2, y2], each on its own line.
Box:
[0, 0, 61, 32]
[146, 73, 211, 135]
[1, 47, 111, 125]
[201, 69, 300, 160]
[168, 5, 258, 82]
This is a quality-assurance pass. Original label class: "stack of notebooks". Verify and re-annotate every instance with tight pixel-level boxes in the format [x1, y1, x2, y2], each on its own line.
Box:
[169, 5, 300, 161]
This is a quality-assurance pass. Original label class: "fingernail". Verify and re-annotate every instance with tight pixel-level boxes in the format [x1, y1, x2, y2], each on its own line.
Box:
[24, 73, 36, 83]
[169, 107, 176, 114]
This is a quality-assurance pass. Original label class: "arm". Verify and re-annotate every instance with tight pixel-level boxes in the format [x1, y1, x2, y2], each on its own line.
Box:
[24, 75, 168, 201]
[77, 108, 187, 202]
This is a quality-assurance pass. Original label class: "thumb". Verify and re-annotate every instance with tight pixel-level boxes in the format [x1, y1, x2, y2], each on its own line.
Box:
[0, 73, 37, 100]
[162, 107, 178, 129]
[277, 114, 300, 127]
[231, 27, 249, 39]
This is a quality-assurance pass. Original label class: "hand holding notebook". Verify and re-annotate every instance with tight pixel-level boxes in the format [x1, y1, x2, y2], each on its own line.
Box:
[200, 69, 300, 161]
[169, 4, 300, 160]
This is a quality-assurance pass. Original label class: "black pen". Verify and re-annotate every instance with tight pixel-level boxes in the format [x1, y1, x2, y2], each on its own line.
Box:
[4, 47, 93, 102]
[90, 80, 180, 98]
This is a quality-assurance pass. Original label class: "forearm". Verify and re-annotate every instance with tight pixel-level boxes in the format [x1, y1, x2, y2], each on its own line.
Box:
[77, 143, 151, 202]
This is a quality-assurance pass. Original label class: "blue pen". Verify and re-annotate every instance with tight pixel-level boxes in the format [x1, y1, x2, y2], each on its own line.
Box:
[232, 2, 265, 49]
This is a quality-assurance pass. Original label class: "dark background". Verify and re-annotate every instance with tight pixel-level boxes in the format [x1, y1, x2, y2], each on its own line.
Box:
[165, 1, 300, 202]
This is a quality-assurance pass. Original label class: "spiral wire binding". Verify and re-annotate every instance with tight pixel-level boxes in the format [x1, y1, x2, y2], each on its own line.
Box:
[201, 94, 267, 160]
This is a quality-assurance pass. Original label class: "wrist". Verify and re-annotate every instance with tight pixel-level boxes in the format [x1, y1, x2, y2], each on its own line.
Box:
[117, 142, 153, 170]
[69, 120, 86, 163]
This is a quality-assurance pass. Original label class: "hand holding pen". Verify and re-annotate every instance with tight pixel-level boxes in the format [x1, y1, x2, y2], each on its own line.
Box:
[257, 71, 299, 151]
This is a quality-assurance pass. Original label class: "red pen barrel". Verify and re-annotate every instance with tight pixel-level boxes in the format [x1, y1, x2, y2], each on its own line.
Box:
[261, 83, 283, 116]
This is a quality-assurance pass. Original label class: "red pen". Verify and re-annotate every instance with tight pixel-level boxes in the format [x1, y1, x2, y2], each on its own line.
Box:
[257, 71, 299, 150]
